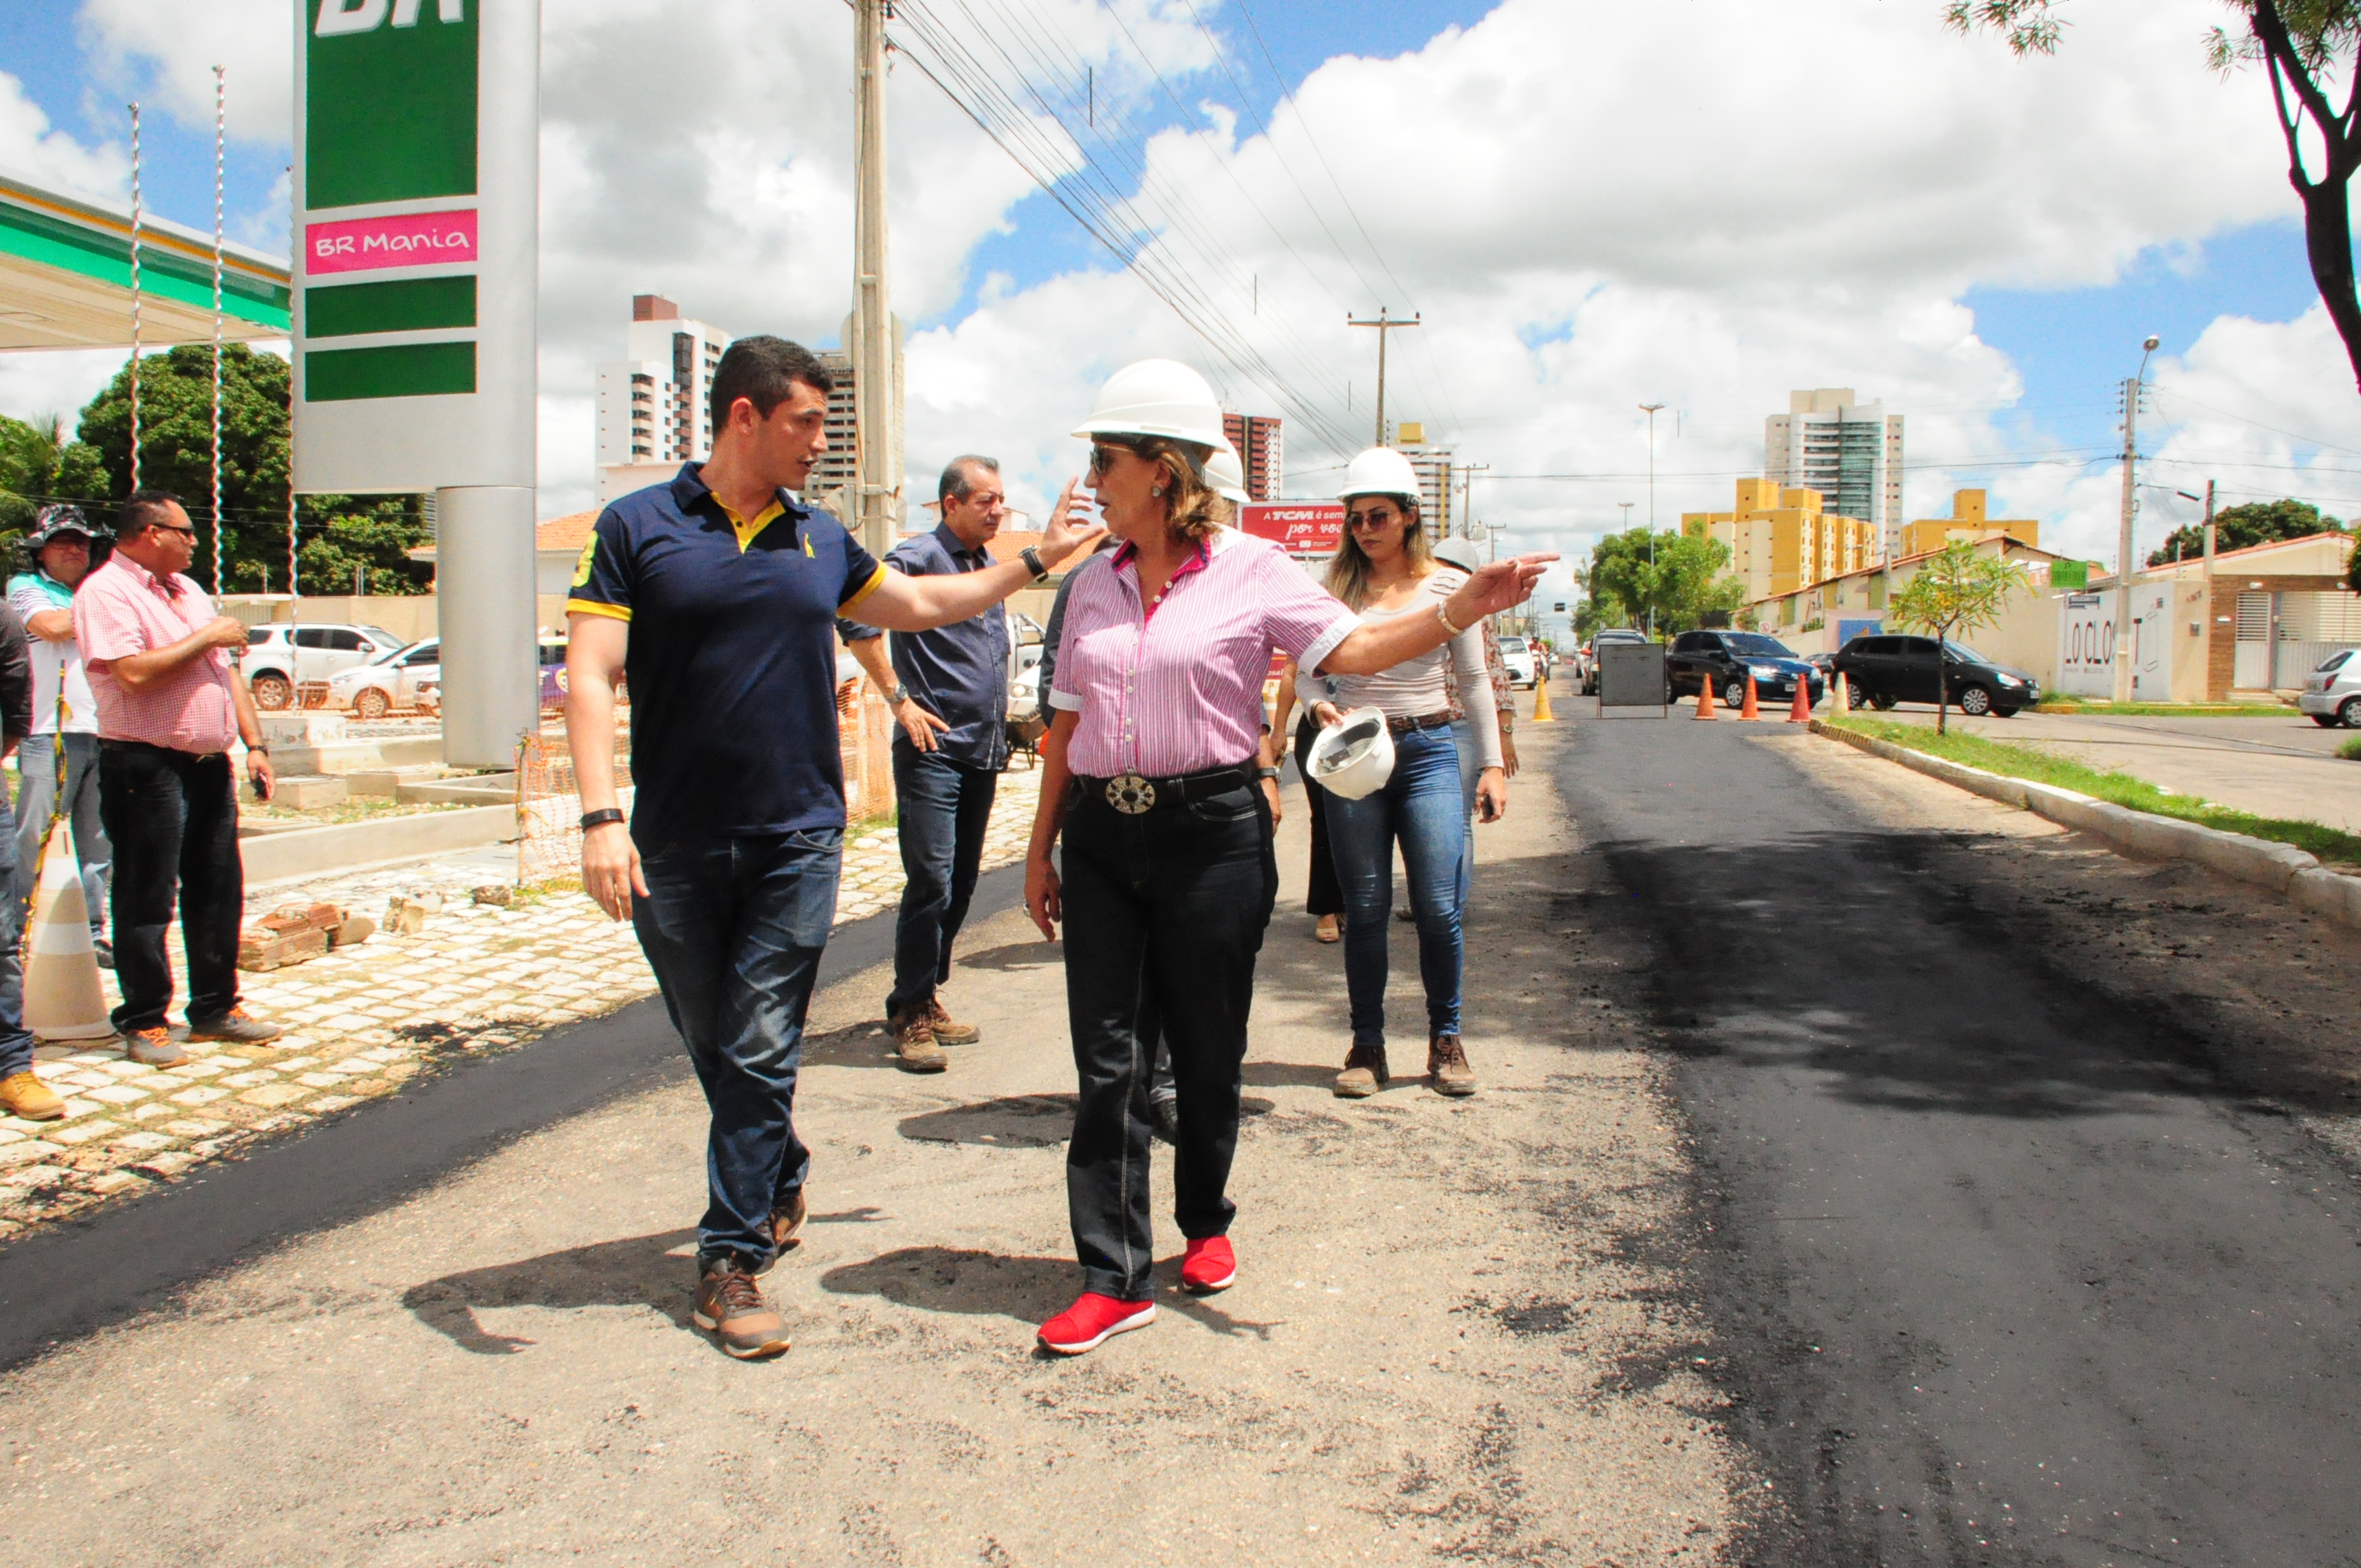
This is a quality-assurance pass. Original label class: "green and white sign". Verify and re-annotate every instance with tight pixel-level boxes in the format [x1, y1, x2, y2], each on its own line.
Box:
[291, 0, 536, 493]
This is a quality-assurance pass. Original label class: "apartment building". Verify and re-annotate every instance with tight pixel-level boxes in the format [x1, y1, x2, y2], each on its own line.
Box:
[1682, 477, 1879, 602]
[594, 294, 729, 504]
[1764, 388, 1904, 560]
[1897, 488, 2040, 557]
[1222, 413, 1283, 501]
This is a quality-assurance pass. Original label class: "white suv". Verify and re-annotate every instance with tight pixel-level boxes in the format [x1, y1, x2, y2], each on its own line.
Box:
[324, 637, 441, 719]
[2299, 649, 2361, 728]
[240, 623, 407, 711]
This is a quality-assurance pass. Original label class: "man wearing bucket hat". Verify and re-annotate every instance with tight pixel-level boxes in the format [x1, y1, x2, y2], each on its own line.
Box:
[1299, 449, 1506, 1101]
[1023, 360, 1551, 1355]
[10, 505, 112, 966]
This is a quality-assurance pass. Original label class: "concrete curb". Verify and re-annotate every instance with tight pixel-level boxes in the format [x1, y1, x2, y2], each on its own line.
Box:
[239, 802, 518, 885]
[1808, 719, 2361, 931]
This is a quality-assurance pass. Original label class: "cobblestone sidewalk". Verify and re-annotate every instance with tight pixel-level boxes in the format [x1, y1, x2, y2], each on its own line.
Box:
[0, 763, 1045, 1241]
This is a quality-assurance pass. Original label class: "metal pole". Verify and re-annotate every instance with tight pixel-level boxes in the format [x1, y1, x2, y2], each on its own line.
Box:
[1639, 404, 1665, 637]
[128, 103, 142, 493]
[2113, 336, 2157, 703]
[1349, 310, 1420, 446]
[210, 65, 225, 595]
[287, 162, 298, 608]
[852, 0, 896, 559]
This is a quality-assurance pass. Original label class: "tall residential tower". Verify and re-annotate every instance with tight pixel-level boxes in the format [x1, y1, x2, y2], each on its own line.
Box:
[595, 294, 729, 503]
[1764, 389, 1904, 562]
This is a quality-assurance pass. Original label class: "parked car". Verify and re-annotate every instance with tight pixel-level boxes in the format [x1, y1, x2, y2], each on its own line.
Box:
[1832, 634, 2037, 717]
[2299, 648, 2361, 727]
[1581, 628, 1648, 694]
[1497, 635, 1538, 688]
[324, 636, 441, 719]
[240, 623, 408, 710]
[1665, 629, 1824, 710]
[538, 639, 570, 710]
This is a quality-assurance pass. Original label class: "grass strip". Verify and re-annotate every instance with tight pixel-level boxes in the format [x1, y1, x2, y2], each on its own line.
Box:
[2030, 700, 2295, 717]
[1827, 716, 2361, 866]
[2341, 734, 2361, 762]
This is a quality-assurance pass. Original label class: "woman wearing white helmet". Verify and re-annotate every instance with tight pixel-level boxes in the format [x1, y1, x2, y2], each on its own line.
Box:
[1300, 448, 1505, 1101]
[1025, 361, 1550, 1355]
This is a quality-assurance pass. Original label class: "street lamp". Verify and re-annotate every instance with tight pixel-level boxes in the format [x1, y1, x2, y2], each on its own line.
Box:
[1639, 404, 1666, 636]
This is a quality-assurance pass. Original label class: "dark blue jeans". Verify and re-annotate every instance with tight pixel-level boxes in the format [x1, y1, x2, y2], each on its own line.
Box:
[633, 829, 842, 1268]
[1061, 778, 1276, 1301]
[1324, 724, 1468, 1049]
[887, 741, 998, 1021]
[98, 741, 243, 1034]
[0, 763, 31, 1080]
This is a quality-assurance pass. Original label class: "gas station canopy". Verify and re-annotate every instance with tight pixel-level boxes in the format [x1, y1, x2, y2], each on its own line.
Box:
[0, 164, 290, 352]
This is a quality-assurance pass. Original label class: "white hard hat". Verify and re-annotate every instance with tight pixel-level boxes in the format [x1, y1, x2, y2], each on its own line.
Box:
[1073, 359, 1227, 450]
[1338, 446, 1421, 505]
[1305, 706, 1396, 801]
[1430, 536, 1481, 573]
[1203, 442, 1251, 505]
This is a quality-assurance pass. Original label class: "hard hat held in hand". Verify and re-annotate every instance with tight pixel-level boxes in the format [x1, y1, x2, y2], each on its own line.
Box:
[1073, 359, 1227, 449]
[1338, 447, 1421, 505]
[1307, 706, 1396, 801]
[1203, 440, 1251, 506]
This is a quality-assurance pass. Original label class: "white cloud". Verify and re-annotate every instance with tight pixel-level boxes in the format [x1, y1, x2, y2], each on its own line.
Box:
[77, 0, 291, 143]
[0, 69, 126, 197]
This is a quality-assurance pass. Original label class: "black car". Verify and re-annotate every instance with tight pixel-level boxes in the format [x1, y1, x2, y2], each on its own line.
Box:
[1664, 630, 1824, 709]
[1832, 634, 2039, 717]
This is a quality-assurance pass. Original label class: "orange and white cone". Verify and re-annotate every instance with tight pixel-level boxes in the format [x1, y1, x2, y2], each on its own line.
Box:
[1740, 673, 1761, 720]
[23, 823, 115, 1041]
[1693, 680, 1717, 720]
[1788, 677, 1813, 722]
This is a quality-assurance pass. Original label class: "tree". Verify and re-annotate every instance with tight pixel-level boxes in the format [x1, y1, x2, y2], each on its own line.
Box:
[63, 346, 432, 595]
[0, 413, 64, 540]
[1578, 527, 1748, 637]
[2148, 497, 2348, 564]
[1887, 540, 2026, 733]
[1948, 1, 2361, 396]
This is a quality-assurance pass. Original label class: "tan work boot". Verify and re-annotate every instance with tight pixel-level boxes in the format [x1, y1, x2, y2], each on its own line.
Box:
[1428, 1034, 1476, 1097]
[1333, 1040, 1388, 1099]
[755, 1188, 808, 1274]
[926, 998, 980, 1046]
[892, 1012, 947, 1073]
[0, 1070, 65, 1122]
[692, 1255, 791, 1359]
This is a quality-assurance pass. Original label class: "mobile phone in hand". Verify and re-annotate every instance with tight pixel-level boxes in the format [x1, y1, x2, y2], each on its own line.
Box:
[250, 773, 271, 804]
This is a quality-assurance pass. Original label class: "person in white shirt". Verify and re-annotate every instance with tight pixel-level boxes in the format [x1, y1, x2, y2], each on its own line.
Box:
[9, 506, 111, 966]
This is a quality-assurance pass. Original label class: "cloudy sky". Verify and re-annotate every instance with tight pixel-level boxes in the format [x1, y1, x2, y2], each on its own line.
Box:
[2, 0, 2357, 617]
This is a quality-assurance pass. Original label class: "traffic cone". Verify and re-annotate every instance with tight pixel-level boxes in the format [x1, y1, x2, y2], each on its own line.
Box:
[1788, 677, 1813, 722]
[23, 824, 115, 1041]
[1530, 672, 1556, 724]
[1740, 673, 1760, 720]
[1833, 673, 1852, 716]
[1693, 680, 1717, 720]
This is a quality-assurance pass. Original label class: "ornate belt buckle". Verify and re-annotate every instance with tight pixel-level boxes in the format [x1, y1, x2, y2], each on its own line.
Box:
[1105, 773, 1156, 814]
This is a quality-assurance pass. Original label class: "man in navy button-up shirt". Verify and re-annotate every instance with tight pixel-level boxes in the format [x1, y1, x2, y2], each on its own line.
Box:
[840, 455, 1014, 1067]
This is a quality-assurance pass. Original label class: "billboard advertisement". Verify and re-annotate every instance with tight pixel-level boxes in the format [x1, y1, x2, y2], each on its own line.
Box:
[1241, 501, 1343, 559]
[2057, 586, 2169, 698]
[291, 0, 536, 493]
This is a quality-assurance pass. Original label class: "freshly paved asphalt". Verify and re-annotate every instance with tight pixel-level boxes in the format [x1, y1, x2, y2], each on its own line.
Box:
[0, 865, 1023, 1371]
[1558, 705, 2361, 1567]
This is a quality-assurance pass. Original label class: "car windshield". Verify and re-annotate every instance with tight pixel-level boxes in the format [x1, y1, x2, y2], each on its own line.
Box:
[369, 639, 424, 666]
[1942, 640, 1991, 662]
[1498, 638, 1527, 651]
[1722, 634, 1796, 658]
[2319, 650, 2351, 672]
[363, 627, 401, 647]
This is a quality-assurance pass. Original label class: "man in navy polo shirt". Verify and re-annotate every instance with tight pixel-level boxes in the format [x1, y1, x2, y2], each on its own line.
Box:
[565, 336, 1099, 1360]
[839, 454, 1012, 1072]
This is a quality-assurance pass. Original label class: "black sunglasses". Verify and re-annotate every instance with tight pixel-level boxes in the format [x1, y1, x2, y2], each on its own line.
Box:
[1087, 440, 1145, 479]
[1346, 505, 1402, 530]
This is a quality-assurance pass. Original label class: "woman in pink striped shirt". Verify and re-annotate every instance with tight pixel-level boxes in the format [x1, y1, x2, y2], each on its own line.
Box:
[1023, 360, 1551, 1356]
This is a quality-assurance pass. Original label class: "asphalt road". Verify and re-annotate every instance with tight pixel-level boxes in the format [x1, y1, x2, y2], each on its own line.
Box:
[1558, 706, 2361, 1566]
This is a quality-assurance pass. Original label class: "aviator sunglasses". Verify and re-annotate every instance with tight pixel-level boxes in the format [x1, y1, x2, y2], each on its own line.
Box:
[1346, 504, 1403, 530]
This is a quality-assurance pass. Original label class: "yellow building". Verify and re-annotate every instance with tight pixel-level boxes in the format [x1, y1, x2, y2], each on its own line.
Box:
[1898, 489, 2039, 558]
[1682, 478, 1878, 603]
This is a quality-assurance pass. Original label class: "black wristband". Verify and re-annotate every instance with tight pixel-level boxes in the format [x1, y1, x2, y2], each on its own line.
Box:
[1256, 766, 1281, 780]
[580, 807, 626, 832]
[1020, 545, 1048, 581]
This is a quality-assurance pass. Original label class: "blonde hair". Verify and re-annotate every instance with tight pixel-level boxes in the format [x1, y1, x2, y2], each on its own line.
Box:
[1120, 436, 1231, 544]
[1324, 495, 1432, 611]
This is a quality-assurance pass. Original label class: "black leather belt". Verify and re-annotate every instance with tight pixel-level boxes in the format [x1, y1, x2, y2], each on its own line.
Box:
[1385, 711, 1455, 737]
[1076, 763, 1253, 816]
[100, 738, 230, 763]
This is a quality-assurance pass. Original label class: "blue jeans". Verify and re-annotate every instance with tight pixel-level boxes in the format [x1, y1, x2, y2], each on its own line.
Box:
[1323, 724, 1468, 1049]
[633, 829, 843, 1268]
[886, 741, 998, 1021]
[0, 765, 29, 1080]
[13, 732, 109, 939]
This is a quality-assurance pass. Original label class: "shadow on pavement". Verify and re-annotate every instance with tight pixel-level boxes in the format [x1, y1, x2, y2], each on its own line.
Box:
[896, 1093, 1273, 1147]
[819, 1244, 1284, 1341]
[402, 1227, 697, 1354]
[955, 940, 1064, 973]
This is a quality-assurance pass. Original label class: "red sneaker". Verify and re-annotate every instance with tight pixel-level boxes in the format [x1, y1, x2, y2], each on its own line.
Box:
[1037, 1293, 1156, 1355]
[1181, 1236, 1236, 1293]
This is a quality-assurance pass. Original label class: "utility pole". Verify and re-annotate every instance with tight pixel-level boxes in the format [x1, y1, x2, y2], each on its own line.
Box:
[2114, 335, 2158, 703]
[1348, 308, 1420, 446]
[852, 0, 896, 558]
[1639, 404, 1666, 637]
[1453, 462, 1489, 540]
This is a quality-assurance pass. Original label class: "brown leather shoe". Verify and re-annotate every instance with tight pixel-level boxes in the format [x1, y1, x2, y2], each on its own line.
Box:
[926, 998, 980, 1046]
[1333, 1039, 1388, 1098]
[769, 1189, 808, 1255]
[123, 1027, 188, 1067]
[1428, 1034, 1476, 1097]
[692, 1255, 791, 1359]
[186, 1008, 284, 1045]
[0, 1070, 65, 1122]
[893, 1013, 947, 1072]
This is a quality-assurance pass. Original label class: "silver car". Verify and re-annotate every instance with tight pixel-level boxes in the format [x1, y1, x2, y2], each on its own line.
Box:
[2299, 649, 2361, 728]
